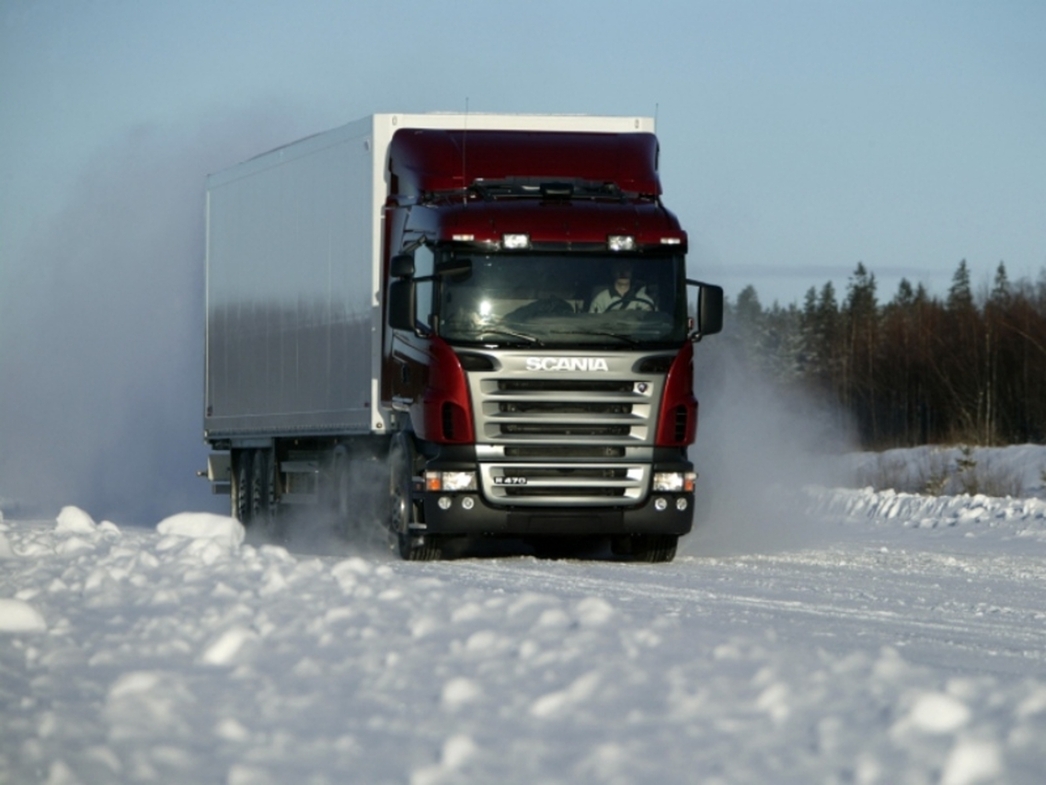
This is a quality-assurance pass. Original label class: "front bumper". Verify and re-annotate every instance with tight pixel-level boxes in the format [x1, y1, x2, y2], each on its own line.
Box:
[415, 458, 695, 538]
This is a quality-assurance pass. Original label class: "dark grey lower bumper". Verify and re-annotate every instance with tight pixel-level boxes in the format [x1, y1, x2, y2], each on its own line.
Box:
[419, 490, 694, 538]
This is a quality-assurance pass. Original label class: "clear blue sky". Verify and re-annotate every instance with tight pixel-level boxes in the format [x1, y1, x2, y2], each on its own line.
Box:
[3, 0, 1045, 306]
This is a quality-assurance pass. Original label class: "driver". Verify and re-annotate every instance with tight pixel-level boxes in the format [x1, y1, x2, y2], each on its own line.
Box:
[589, 260, 655, 312]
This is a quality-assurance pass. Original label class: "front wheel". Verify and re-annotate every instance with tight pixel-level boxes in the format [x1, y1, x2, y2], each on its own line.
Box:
[388, 436, 442, 561]
[397, 531, 444, 561]
[630, 534, 678, 563]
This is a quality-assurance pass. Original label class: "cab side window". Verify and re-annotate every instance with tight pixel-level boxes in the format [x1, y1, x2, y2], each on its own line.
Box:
[414, 244, 435, 329]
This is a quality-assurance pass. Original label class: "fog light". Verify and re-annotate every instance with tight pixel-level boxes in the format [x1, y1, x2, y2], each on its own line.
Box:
[654, 497, 668, 511]
[461, 496, 475, 510]
[438, 496, 452, 510]
[676, 497, 688, 511]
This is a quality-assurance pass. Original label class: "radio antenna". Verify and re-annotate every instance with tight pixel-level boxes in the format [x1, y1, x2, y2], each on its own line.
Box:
[462, 97, 469, 205]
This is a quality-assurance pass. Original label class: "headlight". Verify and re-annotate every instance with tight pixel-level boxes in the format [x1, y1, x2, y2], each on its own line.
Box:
[652, 472, 695, 493]
[425, 471, 477, 492]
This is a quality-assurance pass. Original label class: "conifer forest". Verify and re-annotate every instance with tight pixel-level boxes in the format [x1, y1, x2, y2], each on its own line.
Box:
[724, 261, 1046, 449]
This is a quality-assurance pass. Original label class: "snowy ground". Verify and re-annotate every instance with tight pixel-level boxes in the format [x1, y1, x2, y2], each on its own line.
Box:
[3, 448, 1046, 784]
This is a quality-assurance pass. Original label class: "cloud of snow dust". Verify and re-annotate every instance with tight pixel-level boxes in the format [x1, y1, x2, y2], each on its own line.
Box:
[265, 455, 393, 559]
[684, 336, 858, 556]
[0, 107, 310, 525]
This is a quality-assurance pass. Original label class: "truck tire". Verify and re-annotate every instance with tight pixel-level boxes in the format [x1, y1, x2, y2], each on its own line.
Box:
[397, 530, 443, 561]
[631, 534, 678, 563]
[250, 449, 283, 541]
[388, 436, 442, 561]
[231, 450, 253, 526]
[332, 450, 352, 539]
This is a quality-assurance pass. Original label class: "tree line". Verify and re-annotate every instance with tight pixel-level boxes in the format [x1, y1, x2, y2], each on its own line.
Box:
[727, 261, 1046, 448]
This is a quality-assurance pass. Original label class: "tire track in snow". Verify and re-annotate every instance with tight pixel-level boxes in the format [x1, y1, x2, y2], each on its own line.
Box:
[438, 553, 1046, 676]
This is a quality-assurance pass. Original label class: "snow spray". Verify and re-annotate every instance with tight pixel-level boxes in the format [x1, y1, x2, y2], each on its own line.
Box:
[685, 336, 858, 556]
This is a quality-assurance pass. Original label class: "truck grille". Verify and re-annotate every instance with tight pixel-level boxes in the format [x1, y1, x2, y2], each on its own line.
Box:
[480, 463, 649, 505]
[478, 378, 654, 442]
[465, 351, 671, 507]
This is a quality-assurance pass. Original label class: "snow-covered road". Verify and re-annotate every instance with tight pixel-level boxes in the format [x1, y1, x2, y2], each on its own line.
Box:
[3, 483, 1046, 784]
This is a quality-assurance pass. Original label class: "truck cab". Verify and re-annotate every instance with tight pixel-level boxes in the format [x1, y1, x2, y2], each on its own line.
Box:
[381, 129, 722, 560]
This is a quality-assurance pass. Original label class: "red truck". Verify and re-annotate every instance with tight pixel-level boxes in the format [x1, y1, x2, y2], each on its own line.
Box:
[203, 113, 722, 561]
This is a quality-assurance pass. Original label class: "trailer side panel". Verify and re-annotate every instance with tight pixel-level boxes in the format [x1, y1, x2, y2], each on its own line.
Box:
[204, 118, 379, 438]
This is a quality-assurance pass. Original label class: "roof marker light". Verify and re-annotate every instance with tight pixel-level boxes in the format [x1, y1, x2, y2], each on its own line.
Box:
[503, 233, 531, 250]
[608, 235, 636, 252]
[660, 237, 682, 245]
[452, 234, 475, 242]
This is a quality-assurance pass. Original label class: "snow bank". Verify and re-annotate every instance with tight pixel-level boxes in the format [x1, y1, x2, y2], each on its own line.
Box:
[156, 512, 245, 549]
[0, 529, 13, 559]
[809, 486, 1046, 540]
[843, 444, 1046, 499]
[55, 505, 121, 537]
[0, 598, 47, 633]
[55, 505, 99, 534]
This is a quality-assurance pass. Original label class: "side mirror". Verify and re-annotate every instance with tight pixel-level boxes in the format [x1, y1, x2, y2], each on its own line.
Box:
[685, 279, 724, 340]
[390, 253, 415, 279]
[388, 278, 415, 331]
[697, 284, 724, 337]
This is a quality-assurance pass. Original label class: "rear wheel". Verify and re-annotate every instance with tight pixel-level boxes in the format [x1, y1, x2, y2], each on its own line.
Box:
[250, 449, 283, 541]
[231, 450, 253, 525]
[332, 451, 352, 539]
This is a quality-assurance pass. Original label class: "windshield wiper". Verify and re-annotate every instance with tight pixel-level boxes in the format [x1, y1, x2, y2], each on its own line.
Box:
[550, 329, 641, 347]
[468, 326, 543, 345]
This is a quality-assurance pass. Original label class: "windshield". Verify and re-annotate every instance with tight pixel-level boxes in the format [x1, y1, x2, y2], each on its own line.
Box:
[436, 252, 688, 347]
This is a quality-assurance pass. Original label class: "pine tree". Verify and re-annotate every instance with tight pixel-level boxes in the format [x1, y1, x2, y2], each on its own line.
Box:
[947, 259, 974, 312]
[844, 263, 879, 443]
[990, 261, 1010, 304]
